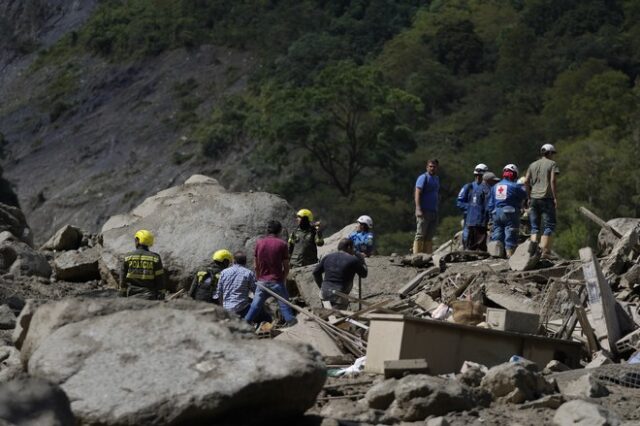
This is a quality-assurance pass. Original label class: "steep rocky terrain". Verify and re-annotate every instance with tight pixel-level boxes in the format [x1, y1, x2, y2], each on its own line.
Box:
[0, 0, 257, 243]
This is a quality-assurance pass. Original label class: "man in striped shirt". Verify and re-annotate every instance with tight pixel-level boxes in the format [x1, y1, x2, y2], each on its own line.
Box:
[216, 251, 271, 322]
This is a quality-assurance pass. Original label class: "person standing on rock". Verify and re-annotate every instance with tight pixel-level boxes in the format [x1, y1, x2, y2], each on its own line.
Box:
[215, 251, 272, 323]
[245, 220, 298, 327]
[488, 165, 528, 258]
[188, 249, 233, 303]
[313, 238, 368, 309]
[119, 229, 165, 300]
[348, 215, 374, 257]
[456, 163, 489, 250]
[414, 159, 440, 254]
[288, 208, 324, 267]
[524, 144, 559, 258]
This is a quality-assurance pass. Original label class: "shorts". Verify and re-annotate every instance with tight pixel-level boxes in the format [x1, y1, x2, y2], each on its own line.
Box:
[415, 211, 438, 241]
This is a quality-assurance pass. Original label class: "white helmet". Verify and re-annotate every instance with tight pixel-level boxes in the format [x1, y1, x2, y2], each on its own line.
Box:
[357, 215, 373, 228]
[474, 163, 489, 175]
[503, 164, 518, 174]
[541, 143, 556, 154]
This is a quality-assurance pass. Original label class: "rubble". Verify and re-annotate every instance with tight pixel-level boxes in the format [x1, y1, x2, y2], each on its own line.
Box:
[53, 247, 101, 282]
[508, 240, 541, 271]
[562, 374, 610, 398]
[553, 399, 621, 426]
[480, 362, 556, 404]
[40, 225, 83, 251]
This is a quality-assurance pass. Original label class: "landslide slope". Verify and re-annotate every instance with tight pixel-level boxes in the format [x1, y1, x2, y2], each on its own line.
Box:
[0, 1, 256, 242]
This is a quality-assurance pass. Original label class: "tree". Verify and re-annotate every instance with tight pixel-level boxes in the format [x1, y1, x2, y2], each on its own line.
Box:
[255, 60, 422, 197]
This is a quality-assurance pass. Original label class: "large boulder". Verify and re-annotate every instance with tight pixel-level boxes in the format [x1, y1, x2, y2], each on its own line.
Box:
[100, 175, 294, 288]
[53, 247, 100, 282]
[22, 298, 325, 425]
[318, 224, 356, 258]
[41, 225, 83, 251]
[0, 378, 75, 426]
[0, 240, 51, 278]
[553, 400, 621, 426]
[0, 202, 32, 247]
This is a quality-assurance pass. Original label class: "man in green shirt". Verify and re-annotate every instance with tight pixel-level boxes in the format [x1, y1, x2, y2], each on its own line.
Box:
[524, 144, 560, 258]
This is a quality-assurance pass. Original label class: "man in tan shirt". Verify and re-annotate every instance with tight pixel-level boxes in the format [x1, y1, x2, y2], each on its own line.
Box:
[524, 144, 559, 257]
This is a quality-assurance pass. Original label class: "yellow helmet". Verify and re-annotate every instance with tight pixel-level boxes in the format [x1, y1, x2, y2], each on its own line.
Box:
[134, 229, 154, 247]
[212, 249, 233, 263]
[297, 208, 314, 222]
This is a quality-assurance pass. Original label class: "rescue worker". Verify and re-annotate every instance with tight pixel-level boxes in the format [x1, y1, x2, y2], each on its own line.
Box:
[488, 164, 528, 258]
[348, 215, 374, 257]
[524, 144, 559, 258]
[119, 229, 165, 300]
[189, 249, 232, 303]
[414, 159, 440, 254]
[288, 208, 324, 267]
[313, 238, 368, 309]
[456, 163, 489, 250]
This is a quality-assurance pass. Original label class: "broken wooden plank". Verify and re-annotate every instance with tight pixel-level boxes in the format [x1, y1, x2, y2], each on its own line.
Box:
[579, 247, 622, 354]
[579, 207, 623, 238]
[398, 266, 440, 298]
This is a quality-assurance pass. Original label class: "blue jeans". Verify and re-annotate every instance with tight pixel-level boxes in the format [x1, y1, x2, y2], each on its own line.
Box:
[491, 208, 520, 250]
[529, 198, 556, 236]
[244, 281, 296, 323]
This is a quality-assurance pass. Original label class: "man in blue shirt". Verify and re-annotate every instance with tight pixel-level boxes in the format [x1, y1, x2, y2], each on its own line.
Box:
[348, 215, 374, 257]
[488, 164, 528, 258]
[456, 163, 489, 250]
[414, 159, 440, 254]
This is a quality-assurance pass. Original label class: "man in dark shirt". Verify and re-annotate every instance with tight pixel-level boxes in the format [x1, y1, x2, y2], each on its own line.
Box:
[313, 238, 368, 309]
[244, 220, 297, 326]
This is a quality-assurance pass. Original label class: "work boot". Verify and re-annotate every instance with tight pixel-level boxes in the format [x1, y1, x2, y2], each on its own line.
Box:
[423, 241, 433, 254]
[540, 235, 553, 259]
[530, 234, 538, 243]
[506, 248, 514, 258]
[413, 240, 423, 255]
[283, 318, 298, 328]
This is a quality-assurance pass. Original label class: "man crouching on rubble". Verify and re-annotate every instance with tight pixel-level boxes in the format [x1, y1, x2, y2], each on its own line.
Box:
[313, 238, 368, 309]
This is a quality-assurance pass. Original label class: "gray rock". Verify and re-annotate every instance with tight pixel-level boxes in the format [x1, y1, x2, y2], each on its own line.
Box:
[457, 364, 486, 387]
[0, 203, 33, 247]
[274, 316, 343, 357]
[0, 346, 23, 383]
[563, 374, 610, 398]
[519, 394, 565, 410]
[41, 225, 83, 251]
[386, 375, 479, 421]
[598, 218, 640, 256]
[0, 305, 15, 330]
[508, 240, 540, 272]
[100, 175, 295, 288]
[365, 378, 398, 410]
[0, 240, 51, 278]
[320, 399, 377, 424]
[481, 362, 556, 404]
[16, 298, 229, 364]
[0, 378, 75, 426]
[620, 264, 640, 289]
[26, 300, 325, 425]
[53, 247, 100, 282]
[318, 224, 356, 258]
[426, 417, 450, 426]
[553, 400, 621, 426]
